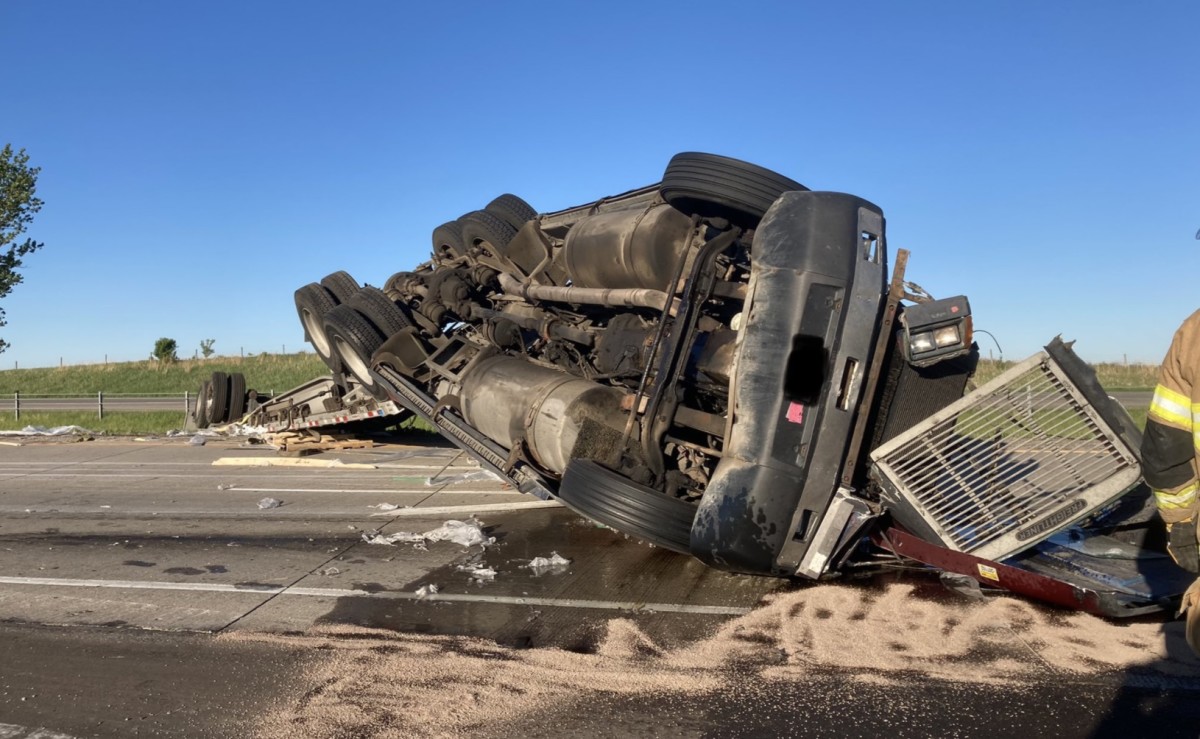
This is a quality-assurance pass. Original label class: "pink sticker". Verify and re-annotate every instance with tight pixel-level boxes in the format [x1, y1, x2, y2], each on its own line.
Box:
[786, 402, 805, 424]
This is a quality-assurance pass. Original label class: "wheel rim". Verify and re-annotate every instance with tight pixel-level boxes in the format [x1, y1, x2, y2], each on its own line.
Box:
[335, 336, 373, 386]
[302, 308, 332, 357]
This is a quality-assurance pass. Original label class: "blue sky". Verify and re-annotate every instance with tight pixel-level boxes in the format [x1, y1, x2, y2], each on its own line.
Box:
[3, 1, 1197, 368]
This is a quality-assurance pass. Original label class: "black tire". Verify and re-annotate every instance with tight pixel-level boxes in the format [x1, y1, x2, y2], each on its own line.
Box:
[209, 371, 230, 425]
[228, 372, 247, 420]
[321, 271, 359, 304]
[324, 304, 386, 390]
[660, 152, 808, 228]
[349, 286, 413, 338]
[485, 194, 537, 231]
[558, 459, 696, 554]
[194, 380, 211, 429]
[459, 210, 517, 254]
[294, 283, 342, 373]
[432, 221, 465, 261]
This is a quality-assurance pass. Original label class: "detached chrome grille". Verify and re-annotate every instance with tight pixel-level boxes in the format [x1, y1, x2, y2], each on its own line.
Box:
[869, 351, 1140, 561]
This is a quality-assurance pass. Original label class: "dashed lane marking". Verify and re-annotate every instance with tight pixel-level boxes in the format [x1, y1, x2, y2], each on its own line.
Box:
[0, 575, 751, 616]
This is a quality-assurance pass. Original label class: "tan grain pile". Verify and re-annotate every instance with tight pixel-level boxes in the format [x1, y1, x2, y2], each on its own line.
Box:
[227, 582, 1199, 738]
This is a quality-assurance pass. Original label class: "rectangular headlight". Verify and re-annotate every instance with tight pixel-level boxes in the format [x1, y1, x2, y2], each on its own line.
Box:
[909, 331, 936, 354]
[933, 325, 961, 348]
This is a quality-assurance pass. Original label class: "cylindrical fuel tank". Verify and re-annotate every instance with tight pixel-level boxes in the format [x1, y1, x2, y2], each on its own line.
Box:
[562, 204, 693, 290]
[457, 356, 629, 474]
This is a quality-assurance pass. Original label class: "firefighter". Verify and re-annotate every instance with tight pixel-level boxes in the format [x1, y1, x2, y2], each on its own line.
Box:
[1142, 309, 1200, 654]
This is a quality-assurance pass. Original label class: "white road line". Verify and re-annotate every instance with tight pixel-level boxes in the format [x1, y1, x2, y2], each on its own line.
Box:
[225, 487, 515, 495]
[0, 724, 79, 739]
[0, 575, 750, 616]
[2, 500, 557, 516]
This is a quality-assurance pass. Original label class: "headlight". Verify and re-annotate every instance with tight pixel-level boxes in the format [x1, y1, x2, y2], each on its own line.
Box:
[933, 325, 961, 348]
[901, 296, 973, 367]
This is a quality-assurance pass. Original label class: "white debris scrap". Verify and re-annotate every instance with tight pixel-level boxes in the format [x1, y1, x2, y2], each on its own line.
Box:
[257, 497, 283, 509]
[361, 518, 495, 548]
[188, 435, 207, 446]
[369, 503, 401, 511]
[425, 469, 506, 486]
[456, 564, 497, 581]
[524, 552, 571, 573]
[0, 425, 96, 437]
[415, 584, 439, 599]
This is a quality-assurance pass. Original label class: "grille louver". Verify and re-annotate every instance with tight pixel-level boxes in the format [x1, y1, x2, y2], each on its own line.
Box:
[870, 351, 1140, 561]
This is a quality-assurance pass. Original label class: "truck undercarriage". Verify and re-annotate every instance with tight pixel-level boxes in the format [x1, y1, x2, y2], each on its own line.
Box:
[207, 153, 1192, 617]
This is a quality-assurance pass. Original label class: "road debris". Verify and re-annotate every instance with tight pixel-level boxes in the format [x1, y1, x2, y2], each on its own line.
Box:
[456, 564, 498, 582]
[524, 552, 571, 574]
[257, 497, 283, 510]
[188, 435, 207, 446]
[361, 519, 495, 548]
[425, 469, 505, 486]
[368, 503, 401, 511]
[321, 567, 341, 577]
[415, 584, 439, 599]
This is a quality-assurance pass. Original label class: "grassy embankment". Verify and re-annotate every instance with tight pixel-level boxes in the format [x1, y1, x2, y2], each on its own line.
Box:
[0, 355, 1157, 436]
[0, 353, 328, 434]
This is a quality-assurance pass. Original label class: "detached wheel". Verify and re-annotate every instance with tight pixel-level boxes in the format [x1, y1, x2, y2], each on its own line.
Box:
[459, 210, 517, 254]
[432, 221, 465, 261]
[209, 371, 230, 425]
[295, 283, 342, 373]
[324, 304, 387, 391]
[194, 380, 212, 429]
[320, 271, 359, 304]
[228, 372, 247, 420]
[558, 459, 696, 554]
[485, 194, 537, 231]
[349, 286, 413, 338]
[661, 152, 808, 228]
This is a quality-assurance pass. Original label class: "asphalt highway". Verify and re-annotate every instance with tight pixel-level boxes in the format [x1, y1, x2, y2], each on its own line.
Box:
[0, 435, 1195, 737]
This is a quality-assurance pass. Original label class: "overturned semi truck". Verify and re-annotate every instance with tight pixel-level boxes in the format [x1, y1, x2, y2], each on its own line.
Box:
[213, 153, 1192, 617]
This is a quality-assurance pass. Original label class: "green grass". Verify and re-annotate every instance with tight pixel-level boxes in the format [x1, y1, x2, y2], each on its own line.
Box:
[975, 358, 1158, 390]
[0, 353, 328, 395]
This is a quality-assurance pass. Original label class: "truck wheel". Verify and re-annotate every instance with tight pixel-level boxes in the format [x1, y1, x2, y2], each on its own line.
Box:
[324, 304, 386, 391]
[294, 283, 343, 374]
[432, 221, 465, 261]
[209, 371, 230, 425]
[349, 286, 413, 338]
[321, 271, 359, 304]
[228, 372, 247, 421]
[661, 152, 808, 228]
[485, 194, 537, 231]
[459, 210, 517, 255]
[194, 380, 211, 429]
[558, 459, 696, 555]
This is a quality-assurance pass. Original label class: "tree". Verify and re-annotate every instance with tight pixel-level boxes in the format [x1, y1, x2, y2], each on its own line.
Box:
[200, 338, 216, 358]
[153, 337, 178, 363]
[0, 145, 44, 354]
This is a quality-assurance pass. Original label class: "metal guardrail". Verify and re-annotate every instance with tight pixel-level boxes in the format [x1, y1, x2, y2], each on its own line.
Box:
[8, 392, 193, 419]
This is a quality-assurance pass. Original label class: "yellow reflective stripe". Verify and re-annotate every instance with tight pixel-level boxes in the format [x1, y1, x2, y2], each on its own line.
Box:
[1155, 481, 1200, 510]
[1150, 384, 1192, 426]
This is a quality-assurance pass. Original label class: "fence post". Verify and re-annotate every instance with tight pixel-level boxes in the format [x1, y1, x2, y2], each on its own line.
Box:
[13, 391, 18, 421]
[184, 390, 190, 419]
[98, 391, 104, 420]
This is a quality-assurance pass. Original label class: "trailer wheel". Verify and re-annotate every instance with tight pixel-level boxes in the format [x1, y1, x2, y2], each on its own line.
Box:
[228, 372, 247, 421]
[209, 371, 230, 425]
[432, 221, 465, 261]
[324, 304, 386, 392]
[320, 271, 359, 304]
[459, 210, 517, 255]
[661, 152, 808, 228]
[295, 283, 343, 373]
[194, 380, 212, 429]
[558, 459, 696, 555]
[349, 286, 413, 338]
[485, 194, 537, 231]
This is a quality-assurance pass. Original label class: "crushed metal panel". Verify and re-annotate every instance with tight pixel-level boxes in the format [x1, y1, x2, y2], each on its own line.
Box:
[870, 348, 1141, 562]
